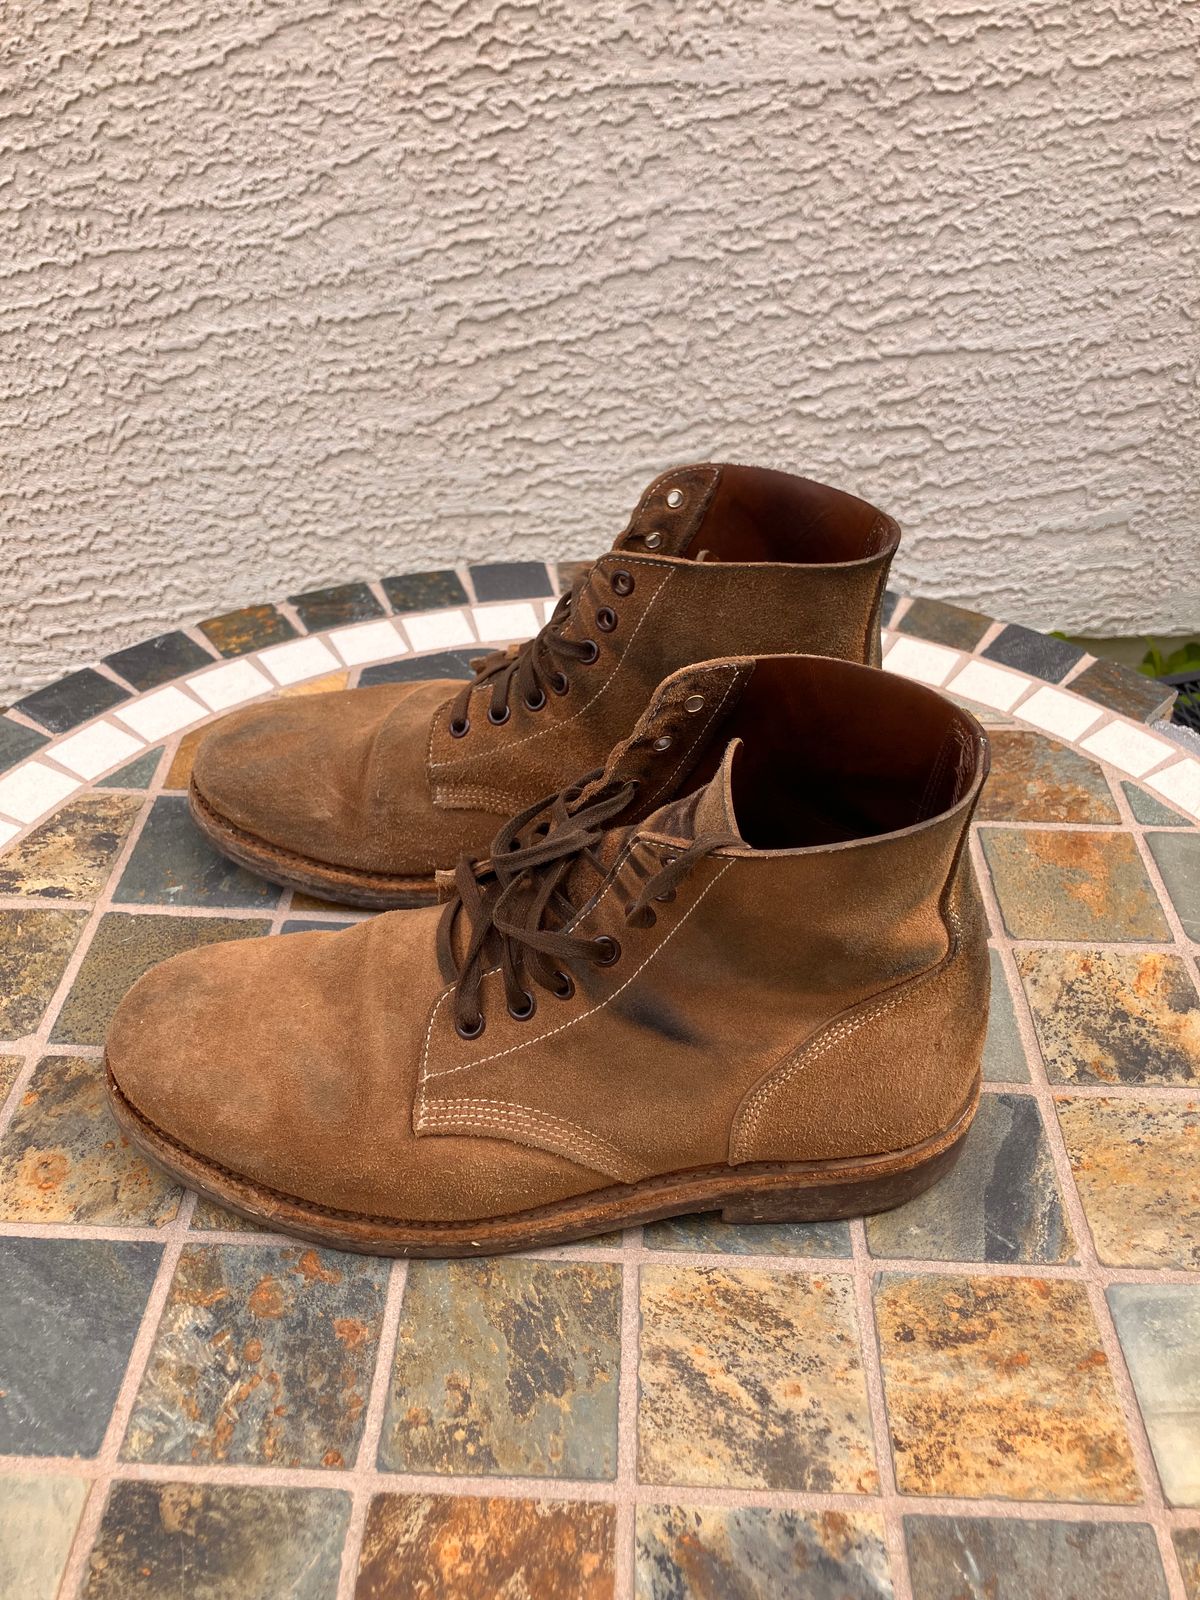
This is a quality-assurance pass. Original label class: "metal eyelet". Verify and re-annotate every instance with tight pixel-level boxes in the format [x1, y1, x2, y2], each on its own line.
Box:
[552, 970, 575, 1000]
[508, 990, 536, 1022]
[654, 887, 677, 903]
[524, 689, 547, 712]
[449, 716, 470, 738]
[666, 488, 684, 508]
[455, 1014, 485, 1040]
[652, 735, 672, 752]
[551, 671, 570, 696]
[595, 607, 617, 633]
[643, 531, 663, 550]
[592, 934, 622, 966]
[684, 694, 705, 713]
[487, 705, 511, 726]
[580, 640, 600, 664]
[610, 570, 634, 597]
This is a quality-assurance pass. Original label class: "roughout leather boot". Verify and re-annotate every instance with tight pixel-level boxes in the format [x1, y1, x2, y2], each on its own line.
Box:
[107, 654, 990, 1256]
[189, 464, 899, 907]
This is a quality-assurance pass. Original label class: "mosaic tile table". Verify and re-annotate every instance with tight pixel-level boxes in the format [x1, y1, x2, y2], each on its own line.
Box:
[1, 566, 1199, 1600]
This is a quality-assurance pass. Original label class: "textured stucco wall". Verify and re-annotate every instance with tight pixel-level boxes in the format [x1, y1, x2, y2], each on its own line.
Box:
[2, 0, 1198, 700]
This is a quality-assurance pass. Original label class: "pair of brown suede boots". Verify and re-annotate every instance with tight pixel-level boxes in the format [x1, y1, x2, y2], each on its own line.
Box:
[105, 463, 991, 1256]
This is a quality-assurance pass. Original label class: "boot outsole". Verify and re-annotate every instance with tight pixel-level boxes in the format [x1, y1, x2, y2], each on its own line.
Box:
[188, 780, 438, 910]
[107, 1060, 979, 1258]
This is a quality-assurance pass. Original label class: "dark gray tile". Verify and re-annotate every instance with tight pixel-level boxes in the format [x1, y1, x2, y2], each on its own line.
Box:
[1124, 781, 1194, 826]
[470, 561, 554, 602]
[113, 796, 281, 910]
[1071, 658, 1176, 722]
[0, 1237, 161, 1456]
[280, 919, 351, 934]
[642, 1214, 851, 1256]
[983, 624, 1084, 683]
[983, 948, 1029, 1082]
[198, 604, 298, 657]
[84, 1480, 351, 1600]
[0, 715, 49, 775]
[288, 582, 384, 631]
[381, 570, 469, 613]
[15, 669, 131, 734]
[96, 747, 163, 790]
[1175, 1528, 1200, 1600]
[103, 632, 216, 692]
[904, 1514, 1167, 1600]
[898, 596, 992, 651]
[879, 589, 901, 627]
[360, 650, 476, 686]
[1145, 831, 1200, 941]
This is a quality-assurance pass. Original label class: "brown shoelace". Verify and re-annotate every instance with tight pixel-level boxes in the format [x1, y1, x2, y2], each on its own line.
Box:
[437, 771, 732, 1039]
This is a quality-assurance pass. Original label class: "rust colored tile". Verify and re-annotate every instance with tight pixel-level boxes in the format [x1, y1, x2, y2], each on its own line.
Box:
[0, 793, 142, 900]
[281, 669, 350, 697]
[1057, 1096, 1200, 1268]
[1018, 948, 1200, 1084]
[355, 1493, 615, 1600]
[637, 1265, 876, 1493]
[164, 728, 205, 790]
[976, 731, 1119, 824]
[0, 1055, 21, 1109]
[980, 829, 1169, 942]
[197, 604, 297, 658]
[0, 908, 89, 1041]
[875, 1272, 1139, 1502]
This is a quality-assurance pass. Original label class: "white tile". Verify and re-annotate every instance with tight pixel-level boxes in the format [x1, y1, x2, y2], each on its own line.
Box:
[1015, 684, 1104, 742]
[946, 659, 1031, 713]
[0, 819, 18, 849]
[1146, 758, 1200, 819]
[402, 608, 477, 652]
[882, 635, 961, 687]
[0, 760, 79, 824]
[258, 635, 340, 686]
[328, 619, 408, 667]
[472, 602, 542, 645]
[51, 720, 144, 781]
[187, 658, 273, 712]
[114, 685, 204, 742]
[1081, 719, 1174, 779]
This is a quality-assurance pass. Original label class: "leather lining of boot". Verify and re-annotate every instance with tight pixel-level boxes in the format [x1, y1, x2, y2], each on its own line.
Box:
[678, 464, 899, 567]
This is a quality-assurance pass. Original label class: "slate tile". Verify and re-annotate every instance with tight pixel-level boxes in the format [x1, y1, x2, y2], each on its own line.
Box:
[189, 1197, 267, 1232]
[984, 949, 1029, 1082]
[554, 559, 593, 595]
[355, 1493, 615, 1600]
[113, 796, 281, 910]
[0, 1054, 21, 1108]
[1071, 658, 1176, 722]
[898, 596, 992, 651]
[470, 560, 555, 602]
[123, 1242, 389, 1468]
[637, 1265, 876, 1492]
[977, 730, 1119, 823]
[879, 588, 900, 627]
[0, 1237, 161, 1455]
[1125, 781, 1194, 826]
[379, 1258, 621, 1480]
[904, 1514, 1167, 1600]
[0, 715, 49, 775]
[280, 918, 350, 934]
[0, 792, 142, 901]
[1108, 1283, 1200, 1506]
[866, 1092, 1073, 1263]
[103, 632, 216, 692]
[51, 912, 270, 1046]
[636, 1504, 892, 1600]
[197, 603, 298, 657]
[15, 668, 130, 734]
[97, 747, 163, 789]
[288, 582, 384, 631]
[1058, 1097, 1200, 1268]
[875, 1272, 1138, 1501]
[1018, 947, 1200, 1085]
[1175, 1528, 1200, 1600]
[980, 829, 1170, 941]
[359, 649, 477, 686]
[281, 669, 350, 696]
[0, 1053, 181, 1226]
[84, 1480, 351, 1600]
[0, 908, 89, 1040]
[643, 1214, 851, 1256]
[380, 569, 469, 613]
[1145, 831, 1200, 941]
[983, 624, 1084, 682]
[163, 727, 204, 790]
[0, 1474, 89, 1600]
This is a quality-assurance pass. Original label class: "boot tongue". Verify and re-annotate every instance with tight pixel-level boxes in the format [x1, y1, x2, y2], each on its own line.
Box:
[640, 738, 744, 846]
[612, 463, 722, 557]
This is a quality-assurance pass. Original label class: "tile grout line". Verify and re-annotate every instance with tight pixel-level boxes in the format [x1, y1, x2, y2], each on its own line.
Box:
[614, 1225, 643, 1600]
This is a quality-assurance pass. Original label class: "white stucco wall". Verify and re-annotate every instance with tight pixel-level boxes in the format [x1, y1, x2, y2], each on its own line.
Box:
[2, 0, 1197, 700]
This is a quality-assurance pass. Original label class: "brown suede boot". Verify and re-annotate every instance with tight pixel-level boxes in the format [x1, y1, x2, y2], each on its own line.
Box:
[107, 654, 990, 1256]
[189, 464, 898, 907]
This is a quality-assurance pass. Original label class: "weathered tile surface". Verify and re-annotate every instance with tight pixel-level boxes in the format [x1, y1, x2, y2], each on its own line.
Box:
[163, 727, 204, 789]
[904, 1514, 1167, 1600]
[15, 668, 130, 734]
[0, 908, 89, 1040]
[197, 603, 297, 657]
[114, 796, 281, 909]
[981, 829, 1169, 941]
[1108, 1283, 1200, 1505]
[381, 569, 468, 612]
[636, 1504, 892, 1600]
[1175, 1528, 1200, 1600]
[0, 1054, 20, 1107]
[875, 1273, 1138, 1501]
[0, 1053, 180, 1226]
[1018, 947, 1200, 1084]
[281, 668, 350, 696]
[97, 747, 162, 789]
[0, 792, 142, 900]
[356, 1493, 615, 1600]
[1071, 658, 1175, 721]
[866, 1092, 1073, 1263]
[983, 624, 1083, 681]
[380, 1258, 621, 1479]
[977, 730, 1119, 823]
[638, 1265, 876, 1492]
[0, 714, 49, 774]
[643, 1214, 851, 1256]
[124, 1242, 388, 1468]
[360, 649, 476, 685]
[1146, 831, 1200, 941]
[897, 596, 991, 650]
[84, 1480, 351, 1600]
[1125, 780, 1194, 826]
[470, 559, 554, 601]
[52, 912, 269, 1046]
[0, 1237, 161, 1455]
[288, 581, 384, 630]
[103, 631, 216, 691]
[983, 949, 1030, 1081]
[0, 1473, 89, 1600]
[1058, 1097, 1200, 1268]
[189, 1197, 268, 1232]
